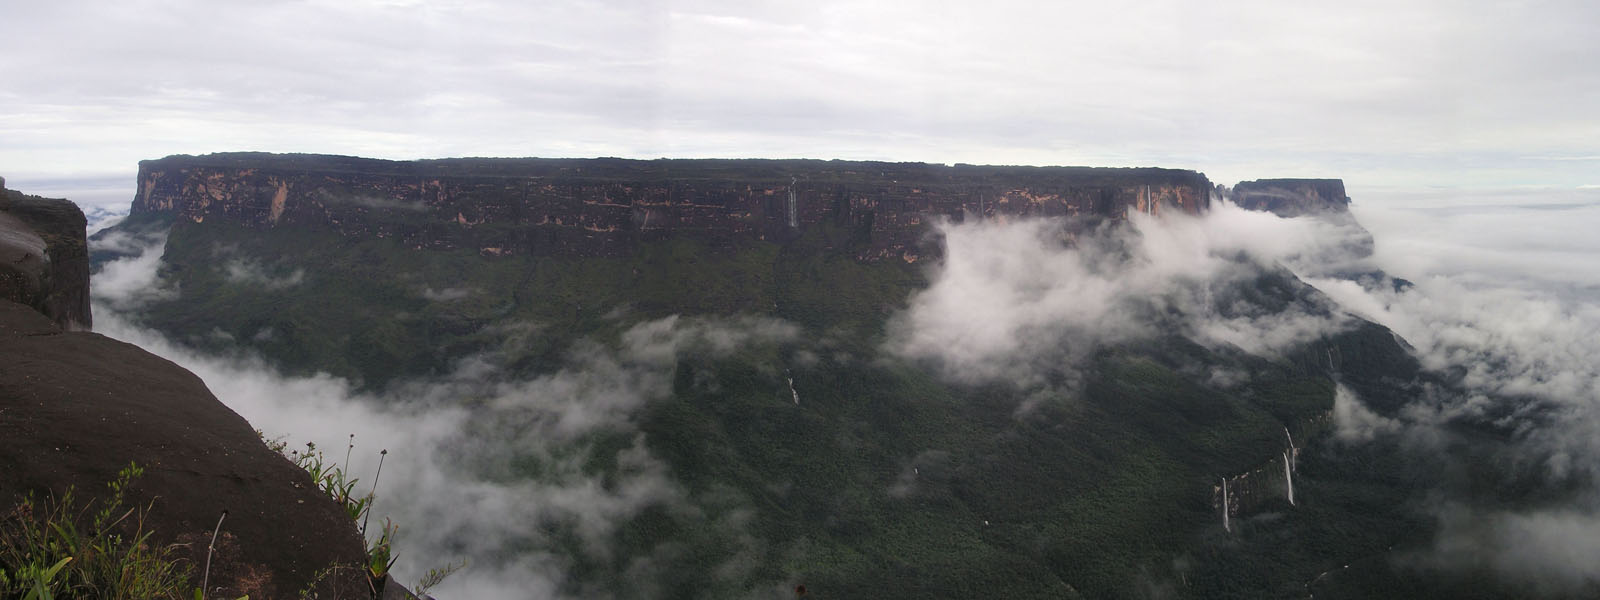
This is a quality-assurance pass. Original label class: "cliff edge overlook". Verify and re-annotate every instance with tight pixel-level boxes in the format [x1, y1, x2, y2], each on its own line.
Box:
[0, 178, 370, 598]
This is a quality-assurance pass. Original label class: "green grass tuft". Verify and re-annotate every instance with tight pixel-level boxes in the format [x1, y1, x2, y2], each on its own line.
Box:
[0, 463, 193, 600]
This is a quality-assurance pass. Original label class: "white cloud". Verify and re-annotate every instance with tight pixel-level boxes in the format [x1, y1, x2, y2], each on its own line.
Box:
[1331, 384, 1401, 443]
[1352, 188, 1600, 292]
[1290, 188, 1600, 588]
[885, 187, 1600, 590]
[89, 230, 177, 310]
[420, 286, 472, 302]
[1425, 503, 1600, 594]
[886, 204, 1355, 389]
[224, 259, 305, 290]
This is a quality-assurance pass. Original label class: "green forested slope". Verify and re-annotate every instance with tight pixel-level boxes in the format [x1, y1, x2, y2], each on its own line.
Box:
[95, 215, 1456, 599]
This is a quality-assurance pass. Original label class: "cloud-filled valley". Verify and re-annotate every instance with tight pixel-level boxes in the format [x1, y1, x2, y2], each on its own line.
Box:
[85, 185, 1600, 597]
[90, 233, 801, 598]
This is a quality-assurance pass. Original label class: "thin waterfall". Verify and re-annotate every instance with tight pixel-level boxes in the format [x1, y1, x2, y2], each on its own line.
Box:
[1222, 478, 1231, 532]
[1283, 451, 1296, 506]
[786, 375, 800, 405]
[787, 177, 798, 228]
[1284, 426, 1297, 471]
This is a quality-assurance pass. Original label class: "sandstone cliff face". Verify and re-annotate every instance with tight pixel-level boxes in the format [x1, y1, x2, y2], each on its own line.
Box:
[0, 178, 91, 329]
[132, 153, 1213, 261]
[1212, 414, 1330, 524]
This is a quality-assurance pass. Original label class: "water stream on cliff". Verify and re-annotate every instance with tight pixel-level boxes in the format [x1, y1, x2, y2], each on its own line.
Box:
[787, 177, 798, 228]
[1284, 451, 1295, 506]
[1222, 477, 1231, 532]
[1283, 426, 1297, 506]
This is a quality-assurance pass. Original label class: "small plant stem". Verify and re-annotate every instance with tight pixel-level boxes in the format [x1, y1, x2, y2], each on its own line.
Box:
[202, 510, 228, 600]
[362, 449, 387, 536]
[344, 434, 355, 474]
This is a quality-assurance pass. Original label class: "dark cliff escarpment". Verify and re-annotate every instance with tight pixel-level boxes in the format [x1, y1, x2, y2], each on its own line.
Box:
[0, 176, 91, 329]
[131, 153, 1213, 261]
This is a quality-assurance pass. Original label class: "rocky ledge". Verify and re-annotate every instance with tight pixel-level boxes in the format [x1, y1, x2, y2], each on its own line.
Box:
[0, 176, 91, 329]
[0, 176, 371, 598]
[0, 299, 371, 598]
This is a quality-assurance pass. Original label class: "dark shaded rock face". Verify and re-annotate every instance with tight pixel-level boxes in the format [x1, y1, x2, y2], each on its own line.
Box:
[1232, 178, 1350, 217]
[0, 180, 91, 329]
[131, 153, 1213, 261]
[0, 299, 369, 598]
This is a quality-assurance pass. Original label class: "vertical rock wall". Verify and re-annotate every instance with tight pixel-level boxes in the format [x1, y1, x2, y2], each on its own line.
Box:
[0, 178, 90, 329]
[129, 153, 1215, 261]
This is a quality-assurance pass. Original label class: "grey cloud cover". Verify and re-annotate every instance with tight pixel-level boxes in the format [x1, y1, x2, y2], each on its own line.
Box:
[1296, 193, 1600, 591]
[4, 0, 1600, 208]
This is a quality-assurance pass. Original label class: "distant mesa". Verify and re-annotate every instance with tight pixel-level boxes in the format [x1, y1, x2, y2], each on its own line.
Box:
[130, 152, 1215, 262]
[1231, 178, 1351, 218]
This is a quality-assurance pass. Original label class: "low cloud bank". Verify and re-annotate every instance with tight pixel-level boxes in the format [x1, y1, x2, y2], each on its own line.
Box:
[1308, 192, 1600, 591]
[886, 202, 1355, 390]
[891, 190, 1600, 591]
[224, 259, 305, 290]
[1316, 274, 1600, 589]
[90, 228, 175, 311]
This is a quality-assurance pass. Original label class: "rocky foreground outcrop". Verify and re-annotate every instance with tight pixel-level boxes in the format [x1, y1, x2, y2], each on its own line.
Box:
[0, 176, 91, 329]
[0, 178, 370, 598]
[131, 153, 1214, 261]
[0, 299, 370, 597]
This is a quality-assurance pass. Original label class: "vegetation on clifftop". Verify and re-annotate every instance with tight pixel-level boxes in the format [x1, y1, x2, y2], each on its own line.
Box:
[0, 464, 193, 600]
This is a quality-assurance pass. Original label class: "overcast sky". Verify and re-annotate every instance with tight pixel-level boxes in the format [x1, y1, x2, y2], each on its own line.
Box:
[3, 0, 1598, 208]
